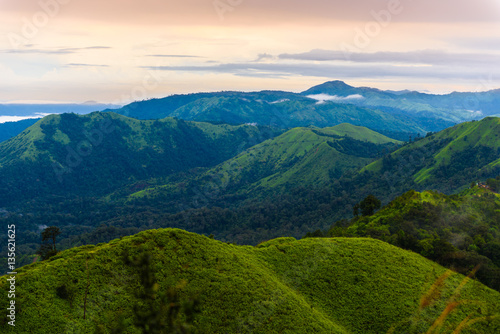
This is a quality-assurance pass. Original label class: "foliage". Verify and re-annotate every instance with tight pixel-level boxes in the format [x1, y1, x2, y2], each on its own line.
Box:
[353, 194, 381, 216]
[37, 226, 61, 260]
[1, 229, 500, 333]
[320, 187, 500, 291]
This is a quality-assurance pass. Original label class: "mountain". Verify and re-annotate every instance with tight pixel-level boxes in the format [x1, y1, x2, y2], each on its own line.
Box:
[0, 103, 122, 142]
[302, 81, 500, 127]
[0, 118, 40, 143]
[126, 123, 401, 204]
[2, 228, 499, 333]
[359, 117, 500, 196]
[107, 90, 426, 139]
[0, 112, 280, 206]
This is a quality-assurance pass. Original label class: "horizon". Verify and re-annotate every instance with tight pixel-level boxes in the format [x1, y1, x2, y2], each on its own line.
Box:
[1, 79, 499, 105]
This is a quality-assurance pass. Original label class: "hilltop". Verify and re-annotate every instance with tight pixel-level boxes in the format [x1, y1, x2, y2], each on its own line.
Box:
[0, 112, 280, 206]
[1, 228, 499, 333]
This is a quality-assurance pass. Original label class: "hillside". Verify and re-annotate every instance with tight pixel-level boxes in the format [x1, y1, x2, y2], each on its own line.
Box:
[126, 123, 401, 203]
[0, 118, 40, 143]
[359, 117, 500, 196]
[0, 112, 280, 206]
[2, 228, 499, 333]
[323, 186, 500, 291]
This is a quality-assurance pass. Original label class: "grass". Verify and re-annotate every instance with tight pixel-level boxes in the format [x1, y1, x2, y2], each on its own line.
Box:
[1, 228, 499, 333]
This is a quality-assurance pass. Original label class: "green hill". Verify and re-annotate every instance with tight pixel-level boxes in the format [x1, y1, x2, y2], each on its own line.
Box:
[0, 118, 40, 143]
[0, 112, 280, 206]
[126, 123, 400, 203]
[360, 117, 500, 195]
[2, 228, 499, 333]
[324, 186, 500, 291]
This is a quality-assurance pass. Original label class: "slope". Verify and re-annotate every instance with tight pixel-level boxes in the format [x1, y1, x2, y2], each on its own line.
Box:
[0, 118, 40, 143]
[126, 123, 401, 203]
[0, 112, 280, 206]
[326, 186, 500, 291]
[360, 117, 500, 195]
[1, 228, 499, 333]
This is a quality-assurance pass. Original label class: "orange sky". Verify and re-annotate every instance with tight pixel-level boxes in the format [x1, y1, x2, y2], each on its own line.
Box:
[0, 0, 499, 103]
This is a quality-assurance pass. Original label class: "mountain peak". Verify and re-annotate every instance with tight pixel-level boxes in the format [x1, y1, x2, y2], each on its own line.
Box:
[301, 80, 358, 96]
[323, 80, 352, 86]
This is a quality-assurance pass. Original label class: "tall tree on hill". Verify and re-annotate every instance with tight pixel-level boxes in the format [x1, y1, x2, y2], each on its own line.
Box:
[37, 226, 61, 260]
[354, 195, 382, 217]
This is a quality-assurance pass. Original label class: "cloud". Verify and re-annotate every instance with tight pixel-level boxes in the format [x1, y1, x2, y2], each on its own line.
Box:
[147, 54, 204, 58]
[279, 49, 500, 66]
[448, 37, 500, 51]
[66, 63, 109, 67]
[254, 53, 275, 62]
[307, 94, 364, 103]
[0, 46, 111, 55]
[0, 113, 50, 124]
[142, 61, 500, 81]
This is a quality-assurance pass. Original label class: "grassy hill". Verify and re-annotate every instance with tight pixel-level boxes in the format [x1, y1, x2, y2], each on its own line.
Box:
[1, 228, 499, 333]
[125, 123, 401, 203]
[360, 117, 500, 195]
[324, 186, 500, 291]
[0, 112, 280, 206]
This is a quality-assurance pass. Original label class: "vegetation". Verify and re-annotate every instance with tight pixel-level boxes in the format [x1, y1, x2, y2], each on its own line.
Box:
[37, 226, 61, 260]
[107, 89, 426, 137]
[1, 228, 499, 333]
[2, 118, 500, 269]
[0, 112, 281, 206]
[313, 186, 500, 291]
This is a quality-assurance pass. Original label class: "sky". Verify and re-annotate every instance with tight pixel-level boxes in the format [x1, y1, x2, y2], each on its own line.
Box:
[0, 0, 500, 104]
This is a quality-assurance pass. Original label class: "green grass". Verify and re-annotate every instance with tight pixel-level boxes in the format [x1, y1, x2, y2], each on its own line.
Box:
[318, 123, 402, 144]
[1, 228, 499, 333]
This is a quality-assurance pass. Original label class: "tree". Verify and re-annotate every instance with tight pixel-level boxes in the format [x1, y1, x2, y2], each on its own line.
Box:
[122, 248, 199, 333]
[37, 226, 61, 260]
[353, 203, 360, 217]
[359, 195, 381, 216]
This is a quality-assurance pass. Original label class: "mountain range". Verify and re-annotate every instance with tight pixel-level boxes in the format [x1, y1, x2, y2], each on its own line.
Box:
[2, 81, 499, 144]
[1, 82, 500, 332]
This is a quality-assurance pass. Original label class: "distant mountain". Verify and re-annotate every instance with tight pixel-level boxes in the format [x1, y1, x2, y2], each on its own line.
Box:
[302, 81, 500, 127]
[107, 91, 425, 140]
[3, 228, 499, 333]
[0, 112, 280, 206]
[0, 118, 40, 143]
